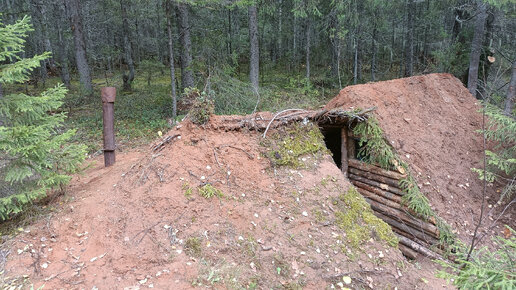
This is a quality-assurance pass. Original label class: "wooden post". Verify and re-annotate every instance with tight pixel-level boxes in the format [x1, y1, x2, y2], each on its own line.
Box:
[101, 87, 116, 167]
[346, 131, 356, 159]
[341, 127, 348, 176]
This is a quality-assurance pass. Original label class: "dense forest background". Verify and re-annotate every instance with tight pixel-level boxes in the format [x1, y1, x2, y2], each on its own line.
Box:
[0, 0, 515, 130]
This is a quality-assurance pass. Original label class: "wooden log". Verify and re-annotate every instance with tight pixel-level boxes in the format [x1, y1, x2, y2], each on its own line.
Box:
[347, 136, 356, 159]
[349, 158, 406, 180]
[341, 127, 348, 176]
[352, 180, 402, 203]
[396, 234, 444, 261]
[365, 198, 440, 238]
[349, 173, 404, 196]
[349, 167, 400, 188]
[398, 243, 418, 259]
[358, 188, 402, 210]
[373, 211, 439, 245]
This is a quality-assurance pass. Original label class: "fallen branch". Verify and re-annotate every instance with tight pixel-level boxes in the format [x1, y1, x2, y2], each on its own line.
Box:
[151, 134, 181, 152]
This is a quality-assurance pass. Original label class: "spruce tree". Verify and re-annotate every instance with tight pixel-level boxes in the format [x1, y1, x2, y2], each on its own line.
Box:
[0, 16, 87, 220]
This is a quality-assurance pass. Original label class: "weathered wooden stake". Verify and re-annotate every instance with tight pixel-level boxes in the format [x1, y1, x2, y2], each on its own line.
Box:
[341, 127, 348, 176]
[101, 87, 116, 167]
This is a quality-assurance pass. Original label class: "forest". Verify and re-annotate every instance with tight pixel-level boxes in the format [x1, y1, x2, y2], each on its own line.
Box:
[0, 0, 515, 113]
[0, 0, 515, 289]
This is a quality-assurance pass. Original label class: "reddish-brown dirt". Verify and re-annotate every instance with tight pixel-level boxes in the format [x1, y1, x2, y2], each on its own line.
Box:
[325, 73, 515, 244]
[2, 121, 451, 289]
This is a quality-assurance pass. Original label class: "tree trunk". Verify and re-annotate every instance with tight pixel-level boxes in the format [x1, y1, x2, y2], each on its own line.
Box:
[156, 0, 163, 64]
[305, 17, 311, 81]
[404, 0, 414, 77]
[505, 60, 516, 115]
[248, 4, 259, 92]
[467, 2, 487, 97]
[56, 4, 71, 88]
[64, 0, 93, 95]
[33, 0, 56, 72]
[165, 0, 177, 119]
[120, 0, 135, 91]
[371, 18, 377, 82]
[353, 38, 358, 85]
[176, 2, 194, 91]
[277, 0, 282, 60]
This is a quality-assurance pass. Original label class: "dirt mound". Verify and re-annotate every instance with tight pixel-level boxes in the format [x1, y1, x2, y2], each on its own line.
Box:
[325, 73, 514, 242]
[2, 122, 447, 289]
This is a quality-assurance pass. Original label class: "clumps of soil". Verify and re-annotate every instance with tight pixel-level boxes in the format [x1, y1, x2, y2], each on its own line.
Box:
[2, 120, 447, 289]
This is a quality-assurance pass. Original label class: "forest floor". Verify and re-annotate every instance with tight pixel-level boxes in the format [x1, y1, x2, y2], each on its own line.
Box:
[0, 73, 513, 289]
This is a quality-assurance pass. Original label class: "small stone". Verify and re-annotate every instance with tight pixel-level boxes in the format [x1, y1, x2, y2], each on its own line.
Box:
[139, 278, 147, 284]
[302, 211, 308, 217]
[41, 263, 48, 269]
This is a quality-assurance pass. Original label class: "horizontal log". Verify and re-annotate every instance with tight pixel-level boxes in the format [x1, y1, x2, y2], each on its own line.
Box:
[349, 173, 404, 196]
[366, 198, 440, 238]
[374, 211, 439, 245]
[396, 234, 444, 261]
[349, 167, 400, 188]
[349, 159, 406, 180]
[358, 188, 402, 210]
[398, 243, 418, 260]
[353, 180, 402, 203]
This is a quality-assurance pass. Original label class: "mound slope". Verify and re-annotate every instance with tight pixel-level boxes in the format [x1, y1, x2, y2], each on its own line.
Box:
[325, 73, 513, 242]
[3, 122, 446, 289]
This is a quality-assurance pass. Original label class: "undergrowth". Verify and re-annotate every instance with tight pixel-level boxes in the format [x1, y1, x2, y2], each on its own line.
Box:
[437, 227, 516, 289]
[333, 187, 398, 248]
[353, 115, 454, 245]
[262, 122, 328, 168]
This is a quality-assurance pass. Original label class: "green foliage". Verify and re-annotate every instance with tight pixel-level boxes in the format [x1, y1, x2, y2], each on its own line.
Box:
[263, 122, 328, 168]
[353, 115, 454, 245]
[198, 184, 224, 199]
[334, 187, 398, 248]
[353, 117, 404, 169]
[472, 104, 516, 200]
[138, 59, 166, 86]
[437, 227, 516, 290]
[188, 93, 215, 125]
[0, 16, 87, 220]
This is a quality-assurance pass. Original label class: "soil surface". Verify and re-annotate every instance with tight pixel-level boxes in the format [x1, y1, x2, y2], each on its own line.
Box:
[325, 73, 515, 245]
[3, 122, 450, 289]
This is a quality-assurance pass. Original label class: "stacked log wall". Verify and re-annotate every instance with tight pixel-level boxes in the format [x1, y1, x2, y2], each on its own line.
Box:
[347, 158, 443, 259]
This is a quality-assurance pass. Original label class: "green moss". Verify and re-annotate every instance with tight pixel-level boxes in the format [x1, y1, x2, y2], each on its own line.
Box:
[334, 187, 398, 248]
[353, 115, 455, 245]
[263, 122, 328, 168]
[198, 184, 224, 199]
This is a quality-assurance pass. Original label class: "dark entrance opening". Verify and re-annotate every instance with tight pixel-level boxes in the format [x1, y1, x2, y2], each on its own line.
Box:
[321, 127, 342, 169]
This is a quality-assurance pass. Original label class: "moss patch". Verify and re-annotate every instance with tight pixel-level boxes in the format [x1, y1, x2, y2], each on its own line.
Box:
[334, 187, 398, 248]
[262, 122, 328, 168]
